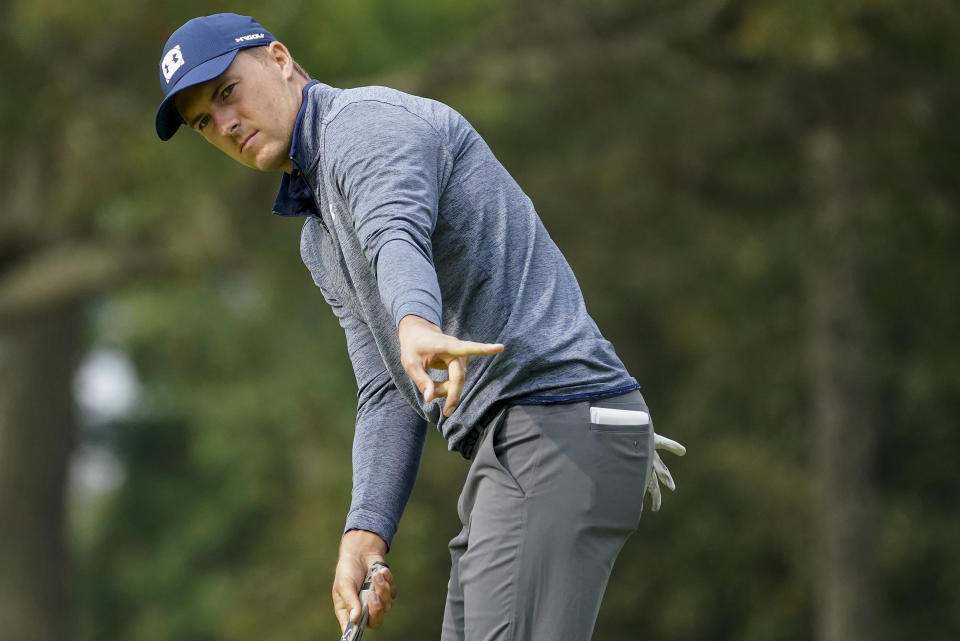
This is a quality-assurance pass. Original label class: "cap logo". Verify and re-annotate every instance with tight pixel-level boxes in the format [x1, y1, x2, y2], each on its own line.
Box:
[235, 33, 265, 43]
[161, 45, 185, 83]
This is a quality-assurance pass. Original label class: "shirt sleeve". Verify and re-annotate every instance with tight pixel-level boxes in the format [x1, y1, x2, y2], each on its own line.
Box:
[324, 100, 450, 327]
[324, 290, 428, 547]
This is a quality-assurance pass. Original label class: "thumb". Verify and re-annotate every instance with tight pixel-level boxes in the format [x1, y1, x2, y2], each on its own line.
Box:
[654, 433, 686, 456]
[333, 580, 362, 632]
[402, 357, 436, 403]
[420, 376, 436, 403]
[405, 363, 436, 402]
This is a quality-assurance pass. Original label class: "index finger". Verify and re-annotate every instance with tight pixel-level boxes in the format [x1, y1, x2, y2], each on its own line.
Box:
[445, 341, 504, 358]
[366, 567, 397, 629]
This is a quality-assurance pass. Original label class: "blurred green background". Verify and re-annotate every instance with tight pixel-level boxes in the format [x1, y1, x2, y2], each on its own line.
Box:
[1, 1, 957, 640]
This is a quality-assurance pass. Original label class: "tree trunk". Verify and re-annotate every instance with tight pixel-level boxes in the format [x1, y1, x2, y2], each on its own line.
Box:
[0, 302, 83, 641]
[806, 127, 878, 641]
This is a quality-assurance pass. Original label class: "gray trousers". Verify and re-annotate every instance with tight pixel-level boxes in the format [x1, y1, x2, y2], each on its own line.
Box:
[441, 390, 653, 641]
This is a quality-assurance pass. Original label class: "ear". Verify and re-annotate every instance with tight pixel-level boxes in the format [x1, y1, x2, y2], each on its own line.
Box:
[266, 41, 295, 79]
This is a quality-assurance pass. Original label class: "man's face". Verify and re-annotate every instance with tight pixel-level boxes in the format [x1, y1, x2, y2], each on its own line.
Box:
[175, 44, 303, 172]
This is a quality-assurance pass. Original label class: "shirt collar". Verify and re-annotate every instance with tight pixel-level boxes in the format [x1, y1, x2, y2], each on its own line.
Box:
[272, 80, 320, 218]
[288, 79, 319, 168]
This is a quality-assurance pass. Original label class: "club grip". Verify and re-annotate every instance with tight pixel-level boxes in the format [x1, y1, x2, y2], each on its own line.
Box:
[338, 561, 389, 641]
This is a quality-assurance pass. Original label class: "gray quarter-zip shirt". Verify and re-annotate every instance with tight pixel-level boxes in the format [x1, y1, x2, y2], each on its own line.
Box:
[273, 82, 638, 545]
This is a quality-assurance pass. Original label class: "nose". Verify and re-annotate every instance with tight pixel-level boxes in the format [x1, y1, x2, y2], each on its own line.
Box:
[212, 108, 240, 137]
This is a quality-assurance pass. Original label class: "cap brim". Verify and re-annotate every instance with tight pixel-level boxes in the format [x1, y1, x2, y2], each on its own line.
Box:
[155, 49, 240, 141]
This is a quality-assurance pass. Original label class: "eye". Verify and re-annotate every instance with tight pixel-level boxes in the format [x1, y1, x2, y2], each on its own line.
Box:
[197, 114, 211, 131]
[221, 83, 236, 101]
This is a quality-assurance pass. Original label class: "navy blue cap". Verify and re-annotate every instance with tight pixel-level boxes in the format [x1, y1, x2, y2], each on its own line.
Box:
[155, 14, 276, 140]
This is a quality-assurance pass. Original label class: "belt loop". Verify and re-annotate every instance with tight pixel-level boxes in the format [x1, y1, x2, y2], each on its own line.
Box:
[464, 403, 509, 460]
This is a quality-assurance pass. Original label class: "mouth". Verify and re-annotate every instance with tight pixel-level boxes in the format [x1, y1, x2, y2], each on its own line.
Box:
[240, 131, 257, 154]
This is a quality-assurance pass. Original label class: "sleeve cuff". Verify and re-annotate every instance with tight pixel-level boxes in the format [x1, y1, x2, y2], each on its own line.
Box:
[395, 302, 442, 329]
[344, 508, 398, 549]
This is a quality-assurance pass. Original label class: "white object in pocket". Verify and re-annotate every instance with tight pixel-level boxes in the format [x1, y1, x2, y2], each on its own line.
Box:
[589, 407, 650, 426]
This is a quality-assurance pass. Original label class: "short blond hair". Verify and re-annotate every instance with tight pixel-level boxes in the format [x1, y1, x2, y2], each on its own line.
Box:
[244, 44, 310, 80]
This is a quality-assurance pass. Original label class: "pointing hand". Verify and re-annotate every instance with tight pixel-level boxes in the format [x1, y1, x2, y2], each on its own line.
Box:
[397, 315, 504, 417]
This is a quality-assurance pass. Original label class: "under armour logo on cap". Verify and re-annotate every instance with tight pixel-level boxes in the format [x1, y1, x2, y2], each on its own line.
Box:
[161, 45, 185, 83]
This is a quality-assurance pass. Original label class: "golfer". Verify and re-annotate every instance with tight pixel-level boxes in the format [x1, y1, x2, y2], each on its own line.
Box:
[155, 14, 685, 641]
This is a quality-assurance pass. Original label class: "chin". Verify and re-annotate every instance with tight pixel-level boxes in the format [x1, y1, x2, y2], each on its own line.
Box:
[250, 148, 286, 173]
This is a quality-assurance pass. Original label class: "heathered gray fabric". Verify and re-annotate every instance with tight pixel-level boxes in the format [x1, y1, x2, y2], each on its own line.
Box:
[276, 83, 637, 545]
